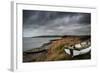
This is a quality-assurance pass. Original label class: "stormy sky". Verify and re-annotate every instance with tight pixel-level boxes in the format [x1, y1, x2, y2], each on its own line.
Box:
[23, 10, 91, 37]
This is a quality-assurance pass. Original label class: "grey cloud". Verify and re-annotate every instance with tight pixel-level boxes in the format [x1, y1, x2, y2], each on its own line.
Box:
[23, 10, 91, 37]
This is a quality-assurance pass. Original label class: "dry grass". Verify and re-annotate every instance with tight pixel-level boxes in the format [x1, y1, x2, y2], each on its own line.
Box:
[23, 36, 90, 62]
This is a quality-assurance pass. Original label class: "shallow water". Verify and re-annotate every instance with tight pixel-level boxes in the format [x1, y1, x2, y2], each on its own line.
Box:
[23, 37, 61, 51]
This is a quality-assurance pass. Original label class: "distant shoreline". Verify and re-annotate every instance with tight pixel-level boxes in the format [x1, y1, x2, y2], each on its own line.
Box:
[31, 35, 90, 38]
[23, 35, 91, 62]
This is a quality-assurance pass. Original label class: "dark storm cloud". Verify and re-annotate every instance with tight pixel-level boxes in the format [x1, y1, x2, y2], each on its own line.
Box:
[23, 10, 91, 37]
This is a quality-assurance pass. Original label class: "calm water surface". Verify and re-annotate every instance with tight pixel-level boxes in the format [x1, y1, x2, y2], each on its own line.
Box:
[23, 37, 61, 51]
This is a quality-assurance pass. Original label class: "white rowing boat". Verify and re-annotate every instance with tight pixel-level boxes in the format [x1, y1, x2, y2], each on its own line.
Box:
[64, 47, 91, 57]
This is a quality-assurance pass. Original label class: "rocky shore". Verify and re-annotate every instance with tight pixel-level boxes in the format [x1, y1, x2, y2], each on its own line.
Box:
[23, 36, 91, 62]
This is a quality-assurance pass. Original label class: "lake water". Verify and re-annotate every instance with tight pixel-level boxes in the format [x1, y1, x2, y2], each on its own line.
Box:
[23, 37, 61, 51]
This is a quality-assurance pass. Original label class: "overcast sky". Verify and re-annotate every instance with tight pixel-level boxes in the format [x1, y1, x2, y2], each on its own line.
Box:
[23, 10, 91, 37]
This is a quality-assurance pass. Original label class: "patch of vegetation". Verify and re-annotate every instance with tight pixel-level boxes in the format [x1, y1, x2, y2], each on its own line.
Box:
[23, 36, 91, 62]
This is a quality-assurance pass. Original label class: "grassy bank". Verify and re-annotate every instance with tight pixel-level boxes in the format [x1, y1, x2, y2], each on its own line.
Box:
[23, 36, 91, 62]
